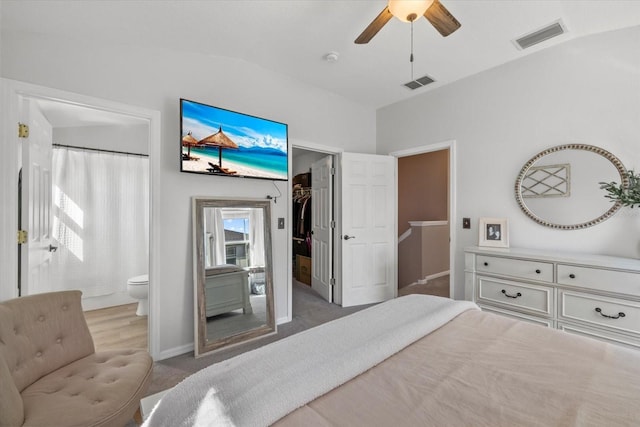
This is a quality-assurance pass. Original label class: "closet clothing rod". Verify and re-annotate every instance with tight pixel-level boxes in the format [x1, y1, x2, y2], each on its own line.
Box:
[52, 143, 148, 158]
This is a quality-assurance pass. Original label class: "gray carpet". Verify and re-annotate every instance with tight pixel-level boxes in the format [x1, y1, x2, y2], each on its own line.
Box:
[125, 277, 450, 425]
[145, 279, 374, 397]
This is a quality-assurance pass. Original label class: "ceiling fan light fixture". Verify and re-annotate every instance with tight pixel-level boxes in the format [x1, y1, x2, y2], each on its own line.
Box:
[388, 0, 434, 22]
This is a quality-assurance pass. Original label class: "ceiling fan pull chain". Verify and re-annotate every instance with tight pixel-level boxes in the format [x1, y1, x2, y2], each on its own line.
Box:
[410, 20, 414, 80]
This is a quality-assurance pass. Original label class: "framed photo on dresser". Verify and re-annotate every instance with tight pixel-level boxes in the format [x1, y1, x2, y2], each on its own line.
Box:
[479, 217, 509, 248]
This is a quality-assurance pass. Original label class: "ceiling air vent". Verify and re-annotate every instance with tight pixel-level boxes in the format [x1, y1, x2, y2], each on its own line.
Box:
[514, 20, 566, 50]
[404, 74, 435, 90]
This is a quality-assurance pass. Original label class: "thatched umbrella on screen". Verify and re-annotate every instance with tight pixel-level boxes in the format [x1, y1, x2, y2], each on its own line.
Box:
[181, 131, 201, 160]
[199, 126, 239, 169]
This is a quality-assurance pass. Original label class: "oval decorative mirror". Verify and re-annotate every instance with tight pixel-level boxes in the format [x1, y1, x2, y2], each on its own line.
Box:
[515, 144, 628, 229]
[192, 197, 275, 357]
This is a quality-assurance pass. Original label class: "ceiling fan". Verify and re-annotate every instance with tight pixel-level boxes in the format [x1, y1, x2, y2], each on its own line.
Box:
[355, 0, 461, 44]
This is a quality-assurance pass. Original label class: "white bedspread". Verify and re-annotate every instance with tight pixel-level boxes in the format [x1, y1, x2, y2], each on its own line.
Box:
[143, 295, 478, 427]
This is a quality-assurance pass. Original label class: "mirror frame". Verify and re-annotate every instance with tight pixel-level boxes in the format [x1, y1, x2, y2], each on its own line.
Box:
[192, 197, 276, 357]
[515, 144, 628, 230]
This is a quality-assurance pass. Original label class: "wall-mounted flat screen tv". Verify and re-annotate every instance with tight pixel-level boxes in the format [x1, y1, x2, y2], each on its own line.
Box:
[180, 98, 288, 181]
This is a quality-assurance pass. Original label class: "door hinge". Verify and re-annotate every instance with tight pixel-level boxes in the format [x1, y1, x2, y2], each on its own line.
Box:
[330, 220, 336, 228]
[18, 123, 29, 138]
[17, 230, 28, 244]
[330, 167, 335, 175]
[330, 277, 336, 286]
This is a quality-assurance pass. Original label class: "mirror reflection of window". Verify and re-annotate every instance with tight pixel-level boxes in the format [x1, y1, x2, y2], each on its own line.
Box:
[203, 207, 266, 269]
[224, 217, 250, 267]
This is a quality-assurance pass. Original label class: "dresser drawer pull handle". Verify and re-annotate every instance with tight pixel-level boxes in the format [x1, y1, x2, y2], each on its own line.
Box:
[535, 269, 541, 274]
[483, 262, 489, 266]
[501, 289, 522, 299]
[595, 307, 625, 319]
[569, 274, 576, 279]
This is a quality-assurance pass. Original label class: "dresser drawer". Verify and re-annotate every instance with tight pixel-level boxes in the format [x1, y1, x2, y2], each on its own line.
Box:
[557, 264, 640, 296]
[476, 255, 553, 283]
[559, 290, 640, 336]
[480, 304, 554, 328]
[558, 322, 640, 350]
[477, 277, 553, 317]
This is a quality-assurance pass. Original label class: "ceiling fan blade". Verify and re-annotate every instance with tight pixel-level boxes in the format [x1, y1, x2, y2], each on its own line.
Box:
[424, 0, 461, 37]
[355, 6, 393, 44]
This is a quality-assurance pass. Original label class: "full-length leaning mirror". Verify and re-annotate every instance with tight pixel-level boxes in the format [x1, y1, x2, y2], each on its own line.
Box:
[515, 144, 628, 229]
[192, 197, 275, 357]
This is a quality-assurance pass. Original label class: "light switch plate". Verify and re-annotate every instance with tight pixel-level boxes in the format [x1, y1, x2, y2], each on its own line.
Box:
[463, 218, 471, 229]
[278, 217, 285, 229]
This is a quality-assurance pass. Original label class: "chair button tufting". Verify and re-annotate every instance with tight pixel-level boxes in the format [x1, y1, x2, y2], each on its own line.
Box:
[36, 351, 42, 357]
[38, 315, 45, 322]
[62, 305, 68, 311]
[56, 337, 62, 344]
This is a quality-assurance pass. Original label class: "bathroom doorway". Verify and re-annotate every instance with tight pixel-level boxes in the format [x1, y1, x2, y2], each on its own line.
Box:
[12, 85, 153, 352]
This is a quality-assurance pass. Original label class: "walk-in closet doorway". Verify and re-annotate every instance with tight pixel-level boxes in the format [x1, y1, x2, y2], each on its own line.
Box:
[287, 142, 397, 320]
[291, 147, 334, 309]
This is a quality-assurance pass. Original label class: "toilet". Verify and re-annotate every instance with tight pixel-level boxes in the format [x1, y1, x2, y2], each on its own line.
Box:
[127, 274, 149, 316]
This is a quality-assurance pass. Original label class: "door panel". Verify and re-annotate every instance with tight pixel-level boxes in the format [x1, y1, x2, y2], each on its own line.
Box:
[340, 152, 396, 307]
[311, 155, 333, 302]
[21, 99, 54, 296]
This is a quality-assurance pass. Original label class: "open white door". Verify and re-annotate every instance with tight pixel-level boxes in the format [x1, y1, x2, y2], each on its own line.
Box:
[311, 155, 333, 302]
[20, 99, 54, 296]
[338, 152, 396, 307]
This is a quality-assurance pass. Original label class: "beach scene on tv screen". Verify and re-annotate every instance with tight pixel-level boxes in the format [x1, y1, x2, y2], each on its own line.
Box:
[181, 100, 288, 180]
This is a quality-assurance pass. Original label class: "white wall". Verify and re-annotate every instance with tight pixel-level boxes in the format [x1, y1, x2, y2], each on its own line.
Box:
[54, 125, 149, 155]
[377, 26, 640, 300]
[1, 32, 376, 358]
[292, 149, 328, 177]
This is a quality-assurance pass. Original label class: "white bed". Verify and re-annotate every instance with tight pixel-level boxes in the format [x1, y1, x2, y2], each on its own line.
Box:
[144, 295, 640, 426]
[204, 265, 251, 317]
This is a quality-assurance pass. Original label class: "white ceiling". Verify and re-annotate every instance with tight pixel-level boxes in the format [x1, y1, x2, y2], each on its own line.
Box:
[3, 0, 640, 114]
[32, 98, 148, 128]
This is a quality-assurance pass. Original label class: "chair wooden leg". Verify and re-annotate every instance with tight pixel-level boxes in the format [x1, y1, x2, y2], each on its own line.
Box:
[133, 406, 143, 425]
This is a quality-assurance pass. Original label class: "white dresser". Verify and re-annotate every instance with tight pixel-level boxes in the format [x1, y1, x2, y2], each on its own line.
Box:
[464, 246, 640, 350]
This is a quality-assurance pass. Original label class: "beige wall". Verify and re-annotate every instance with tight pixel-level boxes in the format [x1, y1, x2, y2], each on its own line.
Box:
[398, 223, 450, 288]
[397, 150, 448, 235]
[419, 225, 450, 279]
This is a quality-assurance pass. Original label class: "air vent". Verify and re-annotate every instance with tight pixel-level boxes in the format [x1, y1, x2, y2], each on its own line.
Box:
[514, 20, 566, 50]
[404, 74, 435, 90]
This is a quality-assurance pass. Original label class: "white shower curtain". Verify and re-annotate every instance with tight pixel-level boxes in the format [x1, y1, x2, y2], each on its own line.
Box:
[249, 209, 265, 267]
[206, 207, 227, 266]
[50, 148, 149, 298]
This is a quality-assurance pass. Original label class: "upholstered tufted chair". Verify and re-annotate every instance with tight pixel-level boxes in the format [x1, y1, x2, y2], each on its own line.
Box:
[0, 290, 153, 427]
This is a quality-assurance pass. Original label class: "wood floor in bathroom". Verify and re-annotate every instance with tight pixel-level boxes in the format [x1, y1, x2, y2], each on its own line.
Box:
[84, 303, 148, 351]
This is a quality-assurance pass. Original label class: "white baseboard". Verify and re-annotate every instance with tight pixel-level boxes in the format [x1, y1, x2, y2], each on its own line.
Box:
[157, 343, 194, 361]
[277, 315, 292, 325]
[403, 270, 450, 288]
[426, 270, 450, 281]
[82, 291, 137, 311]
